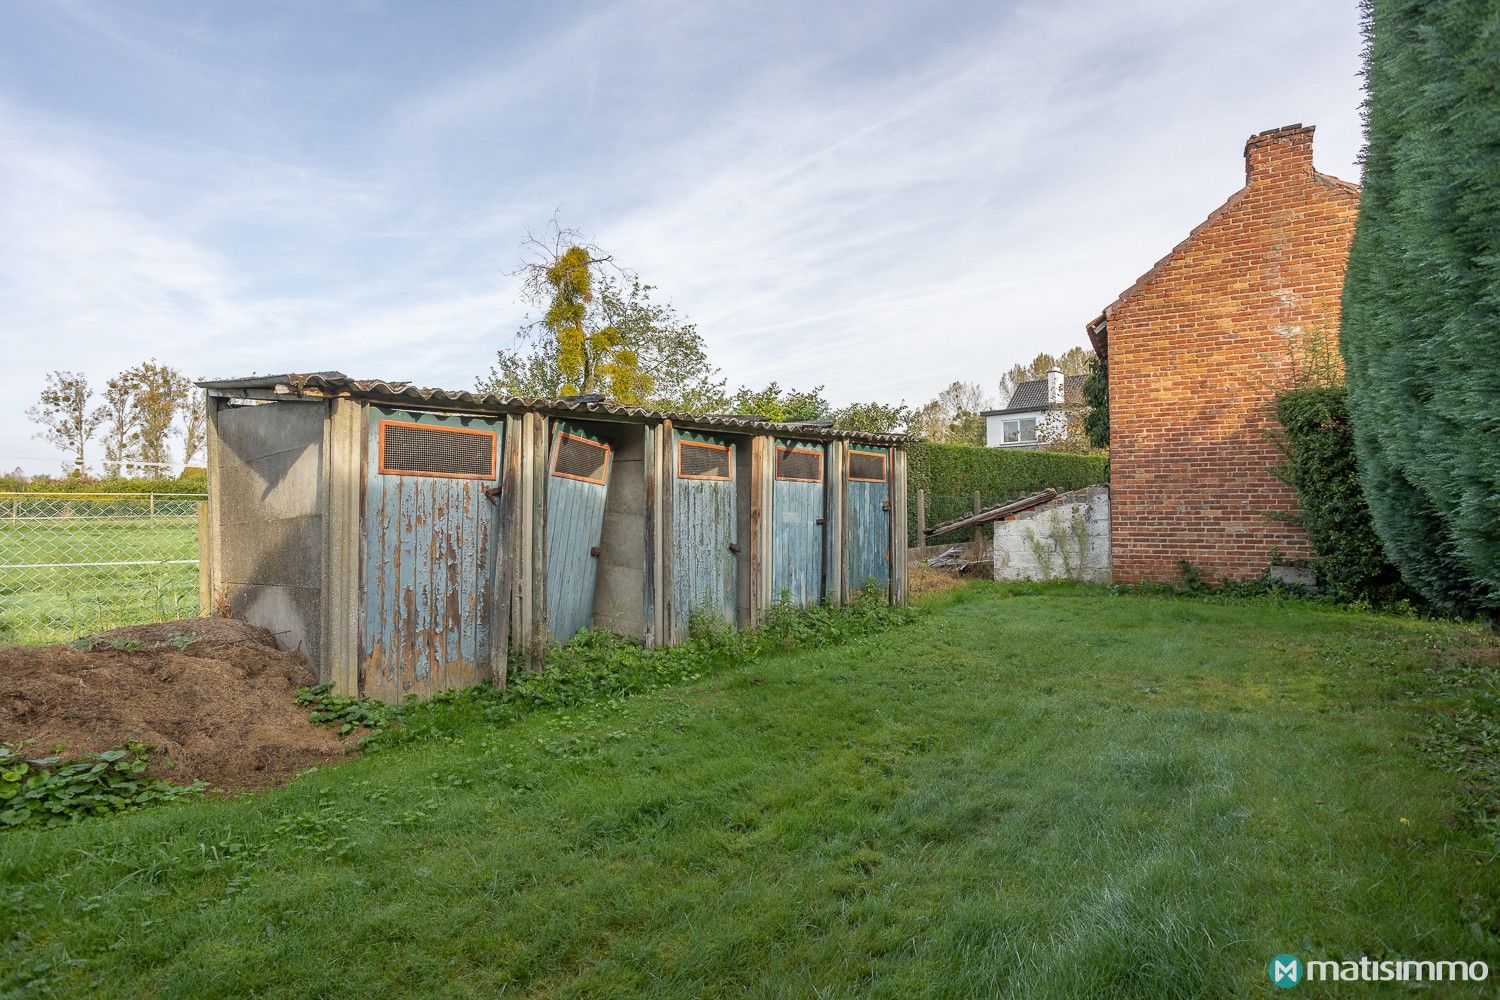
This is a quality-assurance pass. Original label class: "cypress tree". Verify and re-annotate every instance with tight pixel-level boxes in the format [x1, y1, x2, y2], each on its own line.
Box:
[1341, 0, 1500, 614]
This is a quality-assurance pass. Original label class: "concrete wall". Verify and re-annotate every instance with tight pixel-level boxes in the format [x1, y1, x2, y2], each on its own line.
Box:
[992, 485, 1110, 583]
[212, 400, 328, 668]
[591, 423, 649, 640]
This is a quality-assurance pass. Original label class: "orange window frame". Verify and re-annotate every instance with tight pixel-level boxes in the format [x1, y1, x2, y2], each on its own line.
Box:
[550, 432, 613, 485]
[847, 449, 888, 483]
[677, 438, 734, 481]
[377, 419, 498, 480]
[775, 445, 824, 483]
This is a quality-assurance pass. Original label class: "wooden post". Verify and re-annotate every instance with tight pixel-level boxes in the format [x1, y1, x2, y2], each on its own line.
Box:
[149, 493, 157, 519]
[915, 488, 927, 546]
[196, 502, 211, 617]
[973, 490, 982, 515]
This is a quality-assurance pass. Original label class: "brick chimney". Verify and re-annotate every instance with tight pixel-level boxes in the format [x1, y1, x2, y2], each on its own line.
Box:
[1244, 123, 1315, 186]
[1046, 365, 1064, 406]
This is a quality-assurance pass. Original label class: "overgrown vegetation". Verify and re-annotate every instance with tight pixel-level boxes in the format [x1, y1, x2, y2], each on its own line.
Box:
[0, 743, 205, 831]
[1081, 350, 1108, 450]
[907, 441, 1108, 544]
[1274, 387, 1413, 606]
[3, 584, 1495, 997]
[0, 473, 205, 494]
[302, 587, 917, 750]
[1341, 0, 1500, 617]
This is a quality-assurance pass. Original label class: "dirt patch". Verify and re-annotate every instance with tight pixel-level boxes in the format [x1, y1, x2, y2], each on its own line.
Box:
[0, 618, 351, 793]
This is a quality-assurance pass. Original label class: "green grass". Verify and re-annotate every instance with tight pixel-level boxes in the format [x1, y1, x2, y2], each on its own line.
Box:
[3, 583, 1497, 998]
[0, 518, 199, 645]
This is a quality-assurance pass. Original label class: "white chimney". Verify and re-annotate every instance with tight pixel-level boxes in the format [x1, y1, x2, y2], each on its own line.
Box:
[1046, 365, 1064, 406]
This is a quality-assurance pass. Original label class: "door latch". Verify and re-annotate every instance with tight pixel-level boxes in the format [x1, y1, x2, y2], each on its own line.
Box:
[814, 516, 826, 525]
[728, 542, 741, 555]
[483, 484, 502, 503]
[881, 501, 891, 512]
[590, 545, 602, 558]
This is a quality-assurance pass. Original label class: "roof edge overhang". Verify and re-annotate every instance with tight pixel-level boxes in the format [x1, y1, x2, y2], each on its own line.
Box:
[197, 372, 908, 447]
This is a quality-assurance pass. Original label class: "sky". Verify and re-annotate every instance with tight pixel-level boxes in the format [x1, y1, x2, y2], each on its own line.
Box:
[0, 0, 1366, 475]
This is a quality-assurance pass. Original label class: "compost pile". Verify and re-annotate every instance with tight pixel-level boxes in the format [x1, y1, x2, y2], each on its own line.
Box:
[0, 618, 350, 792]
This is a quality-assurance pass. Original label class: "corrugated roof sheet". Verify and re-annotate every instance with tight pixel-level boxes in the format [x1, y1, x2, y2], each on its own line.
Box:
[198, 372, 908, 446]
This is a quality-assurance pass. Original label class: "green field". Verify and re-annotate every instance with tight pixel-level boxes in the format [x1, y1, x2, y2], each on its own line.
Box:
[0, 515, 200, 646]
[3, 583, 1496, 997]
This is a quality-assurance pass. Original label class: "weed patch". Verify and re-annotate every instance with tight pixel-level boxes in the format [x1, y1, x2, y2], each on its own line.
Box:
[0, 742, 205, 831]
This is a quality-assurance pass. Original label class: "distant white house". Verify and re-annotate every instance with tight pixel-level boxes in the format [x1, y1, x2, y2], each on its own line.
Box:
[982, 366, 1087, 449]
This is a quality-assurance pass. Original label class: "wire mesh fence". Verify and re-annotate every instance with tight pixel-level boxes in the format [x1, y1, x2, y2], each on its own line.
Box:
[0, 493, 205, 646]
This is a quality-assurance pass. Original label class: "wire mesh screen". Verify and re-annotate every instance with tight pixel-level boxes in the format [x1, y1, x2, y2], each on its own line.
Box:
[775, 447, 822, 482]
[552, 433, 610, 483]
[848, 451, 887, 483]
[678, 441, 732, 480]
[0, 492, 204, 646]
[380, 421, 496, 479]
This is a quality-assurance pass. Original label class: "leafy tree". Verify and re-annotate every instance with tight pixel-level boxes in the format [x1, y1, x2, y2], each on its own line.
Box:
[26, 371, 104, 473]
[120, 361, 192, 470]
[729, 383, 831, 422]
[1341, 0, 1500, 614]
[831, 401, 911, 435]
[484, 225, 724, 408]
[1082, 352, 1109, 450]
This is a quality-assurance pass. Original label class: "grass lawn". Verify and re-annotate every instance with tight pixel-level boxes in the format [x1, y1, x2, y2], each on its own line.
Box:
[0, 517, 199, 645]
[3, 582, 1497, 998]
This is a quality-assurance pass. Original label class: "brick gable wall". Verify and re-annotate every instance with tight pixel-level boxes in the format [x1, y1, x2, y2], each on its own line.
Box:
[1105, 124, 1361, 583]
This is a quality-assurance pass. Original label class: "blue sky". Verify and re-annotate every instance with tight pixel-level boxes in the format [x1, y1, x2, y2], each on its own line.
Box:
[0, 0, 1364, 474]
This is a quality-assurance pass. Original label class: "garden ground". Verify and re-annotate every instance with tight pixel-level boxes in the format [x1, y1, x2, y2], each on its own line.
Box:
[3, 582, 1498, 998]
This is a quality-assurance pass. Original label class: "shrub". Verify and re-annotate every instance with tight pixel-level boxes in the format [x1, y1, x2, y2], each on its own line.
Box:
[1341, 0, 1500, 616]
[1275, 388, 1414, 606]
[907, 441, 1108, 544]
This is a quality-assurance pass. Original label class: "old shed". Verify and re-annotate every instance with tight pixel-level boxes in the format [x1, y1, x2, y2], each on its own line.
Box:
[199, 373, 908, 701]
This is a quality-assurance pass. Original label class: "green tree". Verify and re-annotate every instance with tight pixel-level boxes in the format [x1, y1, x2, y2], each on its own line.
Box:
[1341, 0, 1500, 614]
[913, 381, 989, 444]
[484, 226, 724, 408]
[831, 400, 911, 435]
[26, 371, 105, 474]
[121, 361, 192, 471]
[729, 383, 831, 422]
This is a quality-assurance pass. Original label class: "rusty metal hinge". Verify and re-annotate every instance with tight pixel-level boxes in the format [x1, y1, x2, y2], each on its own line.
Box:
[590, 545, 601, 558]
[728, 542, 741, 555]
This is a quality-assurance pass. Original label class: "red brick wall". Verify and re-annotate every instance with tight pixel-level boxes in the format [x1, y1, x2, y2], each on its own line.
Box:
[1106, 124, 1361, 583]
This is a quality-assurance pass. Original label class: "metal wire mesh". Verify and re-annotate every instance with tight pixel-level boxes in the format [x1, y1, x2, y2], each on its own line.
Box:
[775, 447, 822, 482]
[848, 451, 887, 483]
[0, 493, 204, 646]
[380, 421, 495, 478]
[678, 441, 732, 480]
[552, 434, 610, 483]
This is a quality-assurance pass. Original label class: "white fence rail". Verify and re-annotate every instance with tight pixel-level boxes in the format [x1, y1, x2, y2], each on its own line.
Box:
[0, 492, 206, 646]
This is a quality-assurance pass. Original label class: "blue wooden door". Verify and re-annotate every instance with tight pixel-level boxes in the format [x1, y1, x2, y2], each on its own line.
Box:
[545, 422, 612, 643]
[845, 447, 891, 595]
[772, 439, 825, 606]
[672, 431, 737, 634]
[362, 407, 503, 701]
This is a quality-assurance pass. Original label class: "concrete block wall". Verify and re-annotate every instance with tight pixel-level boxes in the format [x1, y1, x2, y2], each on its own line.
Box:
[992, 485, 1110, 583]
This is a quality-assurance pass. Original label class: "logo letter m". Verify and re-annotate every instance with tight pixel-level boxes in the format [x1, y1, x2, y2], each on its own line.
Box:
[1271, 957, 1301, 987]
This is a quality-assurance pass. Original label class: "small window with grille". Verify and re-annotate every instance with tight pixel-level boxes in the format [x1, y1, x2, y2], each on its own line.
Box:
[775, 445, 822, 483]
[848, 450, 887, 483]
[551, 433, 611, 484]
[678, 439, 733, 481]
[379, 420, 497, 479]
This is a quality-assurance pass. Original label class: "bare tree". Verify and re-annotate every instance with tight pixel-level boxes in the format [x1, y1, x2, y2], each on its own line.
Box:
[26, 371, 105, 474]
[181, 384, 207, 466]
[998, 346, 1093, 404]
[913, 381, 991, 443]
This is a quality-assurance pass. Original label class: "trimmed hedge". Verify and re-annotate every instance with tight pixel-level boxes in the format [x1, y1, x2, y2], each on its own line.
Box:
[1341, 0, 1500, 615]
[908, 442, 1108, 545]
[0, 474, 206, 495]
[1275, 388, 1413, 606]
